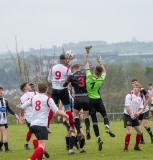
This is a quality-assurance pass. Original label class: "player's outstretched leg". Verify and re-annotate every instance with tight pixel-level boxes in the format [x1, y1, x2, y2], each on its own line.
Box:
[97, 137, 103, 151]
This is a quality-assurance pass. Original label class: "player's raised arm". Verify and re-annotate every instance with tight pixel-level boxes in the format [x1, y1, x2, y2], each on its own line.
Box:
[84, 46, 92, 70]
[97, 54, 106, 76]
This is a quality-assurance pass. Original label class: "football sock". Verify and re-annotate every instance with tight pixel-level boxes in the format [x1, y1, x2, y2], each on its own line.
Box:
[146, 127, 153, 137]
[26, 131, 32, 142]
[69, 136, 76, 149]
[0, 142, 3, 149]
[103, 116, 109, 126]
[85, 118, 90, 131]
[124, 134, 131, 149]
[30, 147, 43, 160]
[93, 123, 100, 137]
[33, 139, 38, 149]
[74, 118, 81, 134]
[63, 120, 70, 130]
[66, 136, 70, 148]
[66, 111, 74, 128]
[3, 142, 9, 150]
[141, 133, 144, 141]
[48, 110, 53, 128]
[80, 138, 85, 148]
[135, 134, 141, 148]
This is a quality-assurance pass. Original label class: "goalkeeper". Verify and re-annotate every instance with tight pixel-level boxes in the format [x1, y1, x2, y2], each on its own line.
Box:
[84, 46, 115, 152]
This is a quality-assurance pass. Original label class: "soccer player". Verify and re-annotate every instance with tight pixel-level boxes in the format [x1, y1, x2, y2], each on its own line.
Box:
[20, 82, 69, 160]
[124, 83, 143, 151]
[131, 79, 153, 144]
[84, 46, 115, 151]
[29, 83, 53, 134]
[63, 64, 91, 140]
[48, 54, 74, 130]
[0, 86, 19, 152]
[20, 82, 37, 150]
[148, 83, 153, 107]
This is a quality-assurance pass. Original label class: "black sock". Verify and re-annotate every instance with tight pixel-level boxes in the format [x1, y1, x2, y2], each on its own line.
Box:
[146, 127, 153, 137]
[0, 142, 3, 149]
[74, 118, 81, 134]
[3, 142, 9, 150]
[69, 136, 76, 150]
[85, 118, 90, 131]
[103, 117, 109, 126]
[93, 124, 99, 137]
[66, 137, 70, 148]
[80, 138, 85, 148]
[141, 133, 144, 141]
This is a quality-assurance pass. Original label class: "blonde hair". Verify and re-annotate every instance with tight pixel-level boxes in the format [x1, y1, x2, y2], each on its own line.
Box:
[134, 82, 141, 89]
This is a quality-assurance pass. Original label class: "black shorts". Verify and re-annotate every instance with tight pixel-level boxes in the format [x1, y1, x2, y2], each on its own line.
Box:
[51, 88, 70, 105]
[25, 119, 33, 133]
[89, 98, 106, 116]
[0, 123, 8, 128]
[124, 114, 140, 128]
[74, 96, 90, 111]
[30, 125, 48, 140]
[151, 104, 153, 106]
[138, 110, 149, 120]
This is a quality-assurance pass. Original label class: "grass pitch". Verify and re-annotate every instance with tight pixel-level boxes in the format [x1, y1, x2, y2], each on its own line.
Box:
[0, 121, 153, 160]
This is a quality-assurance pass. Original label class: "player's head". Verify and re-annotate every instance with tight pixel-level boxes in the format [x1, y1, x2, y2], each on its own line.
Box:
[148, 83, 153, 90]
[94, 65, 103, 77]
[133, 82, 141, 94]
[29, 83, 35, 91]
[0, 86, 4, 97]
[38, 82, 48, 93]
[131, 79, 138, 87]
[59, 54, 67, 65]
[71, 64, 80, 72]
[20, 82, 32, 92]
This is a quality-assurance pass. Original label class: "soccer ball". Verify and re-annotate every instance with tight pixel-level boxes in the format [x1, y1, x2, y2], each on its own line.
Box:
[65, 50, 75, 60]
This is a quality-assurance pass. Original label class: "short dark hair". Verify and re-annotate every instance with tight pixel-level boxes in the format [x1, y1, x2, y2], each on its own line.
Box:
[29, 83, 35, 87]
[59, 54, 66, 60]
[95, 65, 103, 77]
[38, 82, 47, 93]
[149, 83, 152, 86]
[0, 86, 3, 90]
[20, 82, 28, 91]
[131, 79, 138, 83]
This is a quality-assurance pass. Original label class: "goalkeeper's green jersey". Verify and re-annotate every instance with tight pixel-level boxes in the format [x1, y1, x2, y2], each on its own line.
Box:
[85, 69, 105, 99]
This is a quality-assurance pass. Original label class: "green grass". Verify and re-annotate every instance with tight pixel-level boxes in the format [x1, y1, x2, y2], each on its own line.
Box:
[1, 121, 153, 160]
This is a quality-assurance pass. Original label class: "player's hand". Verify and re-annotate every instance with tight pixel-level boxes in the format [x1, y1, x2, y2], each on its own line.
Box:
[14, 114, 19, 120]
[19, 116, 24, 124]
[134, 112, 139, 118]
[130, 114, 136, 120]
[85, 45, 92, 54]
[97, 54, 102, 64]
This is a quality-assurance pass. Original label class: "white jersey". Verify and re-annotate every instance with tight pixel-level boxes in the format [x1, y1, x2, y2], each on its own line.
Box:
[131, 88, 149, 113]
[148, 89, 153, 104]
[0, 98, 15, 124]
[21, 93, 58, 127]
[48, 64, 71, 90]
[20, 92, 36, 123]
[124, 94, 144, 115]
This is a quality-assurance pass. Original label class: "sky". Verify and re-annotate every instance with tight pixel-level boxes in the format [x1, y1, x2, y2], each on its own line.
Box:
[0, 0, 153, 53]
